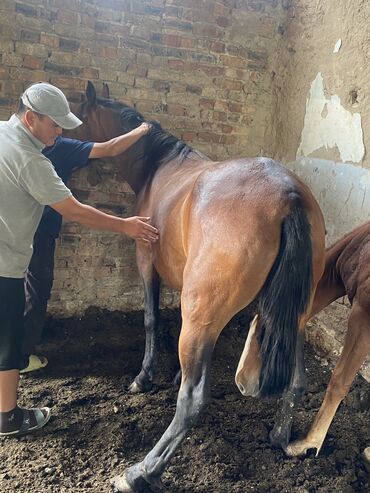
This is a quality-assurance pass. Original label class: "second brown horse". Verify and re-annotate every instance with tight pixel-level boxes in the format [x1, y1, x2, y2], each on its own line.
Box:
[70, 82, 326, 492]
[285, 221, 370, 457]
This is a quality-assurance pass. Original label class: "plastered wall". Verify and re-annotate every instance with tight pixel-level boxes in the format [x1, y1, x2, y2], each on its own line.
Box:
[273, 0, 370, 243]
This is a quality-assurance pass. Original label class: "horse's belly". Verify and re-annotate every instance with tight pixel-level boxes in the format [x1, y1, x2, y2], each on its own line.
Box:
[153, 246, 186, 290]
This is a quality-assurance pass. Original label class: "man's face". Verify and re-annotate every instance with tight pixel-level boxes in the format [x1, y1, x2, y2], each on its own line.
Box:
[28, 111, 63, 146]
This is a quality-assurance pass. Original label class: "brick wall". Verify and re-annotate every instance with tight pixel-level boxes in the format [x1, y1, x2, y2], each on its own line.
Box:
[0, 0, 287, 315]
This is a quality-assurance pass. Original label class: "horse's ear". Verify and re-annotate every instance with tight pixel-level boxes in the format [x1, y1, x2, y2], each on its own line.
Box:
[86, 81, 97, 106]
[102, 83, 110, 99]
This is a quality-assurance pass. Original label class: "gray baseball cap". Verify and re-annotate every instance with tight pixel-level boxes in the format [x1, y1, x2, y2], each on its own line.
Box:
[21, 82, 82, 130]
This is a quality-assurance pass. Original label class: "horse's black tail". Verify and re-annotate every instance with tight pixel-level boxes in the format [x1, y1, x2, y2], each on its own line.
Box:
[258, 193, 313, 397]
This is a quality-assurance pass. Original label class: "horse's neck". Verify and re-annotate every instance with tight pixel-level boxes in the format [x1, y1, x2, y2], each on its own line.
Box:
[327, 221, 370, 258]
[117, 156, 148, 195]
[121, 150, 210, 195]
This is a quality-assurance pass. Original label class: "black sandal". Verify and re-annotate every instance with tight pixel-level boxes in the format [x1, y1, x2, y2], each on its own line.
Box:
[0, 407, 51, 437]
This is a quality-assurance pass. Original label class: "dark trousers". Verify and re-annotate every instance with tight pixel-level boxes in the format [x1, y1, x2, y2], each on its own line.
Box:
[22, 230, 56, 360]
[0, 276, 25, 370]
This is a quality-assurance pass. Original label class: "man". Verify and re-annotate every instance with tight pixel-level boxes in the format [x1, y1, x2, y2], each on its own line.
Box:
[0, 82, 158, 437]
[21, 122, 152, 374]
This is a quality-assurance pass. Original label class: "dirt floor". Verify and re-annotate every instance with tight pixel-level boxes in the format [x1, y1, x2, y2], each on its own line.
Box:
[1, 308, 369, 493]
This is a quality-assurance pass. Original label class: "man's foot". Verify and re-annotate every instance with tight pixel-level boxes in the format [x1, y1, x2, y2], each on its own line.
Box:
[0, 406, 51, 437]
[20, 354, 48, 374]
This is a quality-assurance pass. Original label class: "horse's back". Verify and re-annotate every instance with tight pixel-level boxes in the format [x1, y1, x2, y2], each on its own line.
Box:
[190, 157, 321, 230]
[333, 222, 370, 305]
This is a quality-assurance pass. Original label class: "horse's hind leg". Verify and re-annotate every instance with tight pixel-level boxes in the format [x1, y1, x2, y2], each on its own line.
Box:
[286, 300, 370, 457]
[270, 330, 306, 449]
[112, 281, 236, 493]
[129, 250, 160, 393]
[271, 278, 346, 449]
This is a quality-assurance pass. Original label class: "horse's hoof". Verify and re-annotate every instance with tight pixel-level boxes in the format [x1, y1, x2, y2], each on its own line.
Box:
[363, 446, 370, 463]
[110, 473, 134, 493]
[128, 380, 152, 394]
[129, 381, 142, 394]
[269, 427, 289, 450]
[285, 439, 316, 457]
[112, 463, 159, 492]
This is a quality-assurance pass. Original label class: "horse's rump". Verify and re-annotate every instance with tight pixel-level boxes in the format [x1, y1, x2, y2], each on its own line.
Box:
[176, 158, 317, 396]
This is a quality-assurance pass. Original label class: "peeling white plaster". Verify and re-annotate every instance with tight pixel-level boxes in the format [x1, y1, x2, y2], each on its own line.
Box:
[333, 38, 342, 53]
[297, 73, 364, 163]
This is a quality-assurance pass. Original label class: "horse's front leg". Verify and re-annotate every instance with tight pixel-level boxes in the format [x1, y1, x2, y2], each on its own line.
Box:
[112, 288, 223, 492]
[269, 330, 307, 450]
[129, 247, 160, 394]
[286, 300, 370, 457]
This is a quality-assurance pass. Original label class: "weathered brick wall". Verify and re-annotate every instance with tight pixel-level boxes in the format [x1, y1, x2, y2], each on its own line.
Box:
[0, 0, 287, 315]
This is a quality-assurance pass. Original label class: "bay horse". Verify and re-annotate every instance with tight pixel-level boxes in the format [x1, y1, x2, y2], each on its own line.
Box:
[69, 81, 326, 492]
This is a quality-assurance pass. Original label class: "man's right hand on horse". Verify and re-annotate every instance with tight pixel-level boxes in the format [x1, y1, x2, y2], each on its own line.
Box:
[51, 197, 159, 243]
[123, 216, 159, 243]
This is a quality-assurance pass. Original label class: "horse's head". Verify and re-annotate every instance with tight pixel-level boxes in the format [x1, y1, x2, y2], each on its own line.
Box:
[67, 81, 155, 192]
[68, 81, 193, 193]
[68, 81, 140, 142]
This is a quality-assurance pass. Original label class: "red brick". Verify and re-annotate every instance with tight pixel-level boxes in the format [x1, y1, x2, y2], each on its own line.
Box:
[182, 132, 197, 141]
[22, 55, 44, 70]
[180, 37, 196, 49]
[99, 46, 117, 59]
[212, 2, 230, 16]
[199, 98, 215, 110]
[214, 100, 228, 112]
[220, 124, 234, 134]
[210, 41, 225, 53]
[168, 59, 185, 70]
[219, 135, 237, 145]
[49, 77, 86, 91]
[199, 132, 222, 144]
[162, 34, 181, 47]
[167, 104, 186, 116]
[190, 63, 225, 76]
[81, 67, 100, 79]
[127, 64, 148, 77]
[40, 33, 59, 48]
[57, 9, 79, 25]
[192, 24, 220, 38]
[228, 102, 244, 113]
[222, 79, 243, 91]
[213, 111, 227, 122]
[219, 55, 246, 69]
[216, 16, 231, 27]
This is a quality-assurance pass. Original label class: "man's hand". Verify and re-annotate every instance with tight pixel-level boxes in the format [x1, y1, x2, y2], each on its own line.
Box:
[123, 216, 159, 243]
[137, 122, 152, 135]
[51, 197, 159, 241]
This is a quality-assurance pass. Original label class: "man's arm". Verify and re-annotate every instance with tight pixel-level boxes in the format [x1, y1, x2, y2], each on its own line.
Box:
[89, 122, 151, 159]
[51, 196, 158, 243]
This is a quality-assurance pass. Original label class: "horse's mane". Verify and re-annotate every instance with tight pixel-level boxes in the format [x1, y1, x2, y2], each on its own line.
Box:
[96, 96, 202, 170]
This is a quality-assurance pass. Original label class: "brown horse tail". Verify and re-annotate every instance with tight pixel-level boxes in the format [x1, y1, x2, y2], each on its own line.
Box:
[258, 193, 313, 397]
